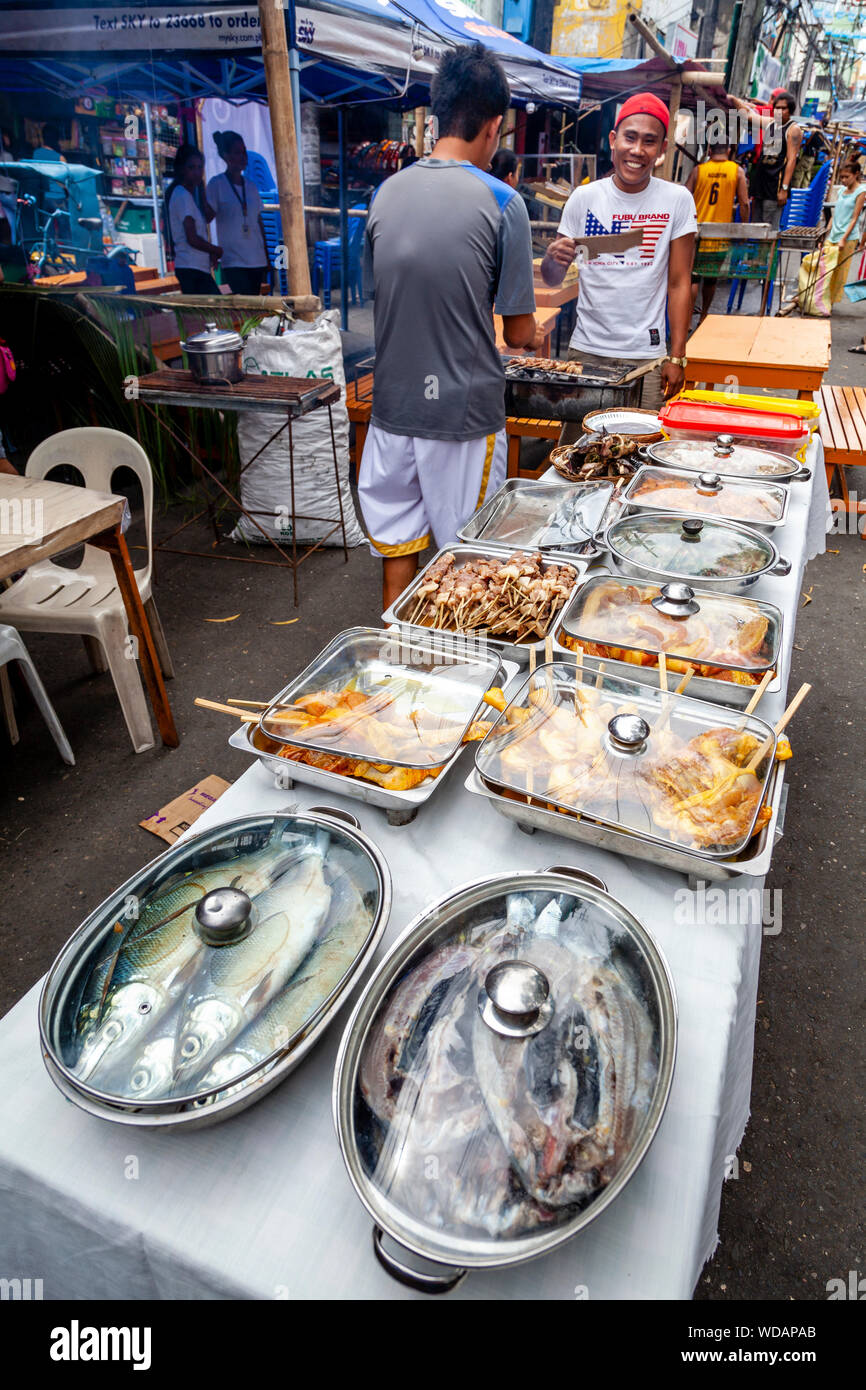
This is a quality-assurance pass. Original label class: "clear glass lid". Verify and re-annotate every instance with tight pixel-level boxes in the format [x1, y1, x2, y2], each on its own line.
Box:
[606, 513, 775, 581]
[468, 480, 614, 550]
[45, 814, 383, 1106]
[475, 663, 776, 856]
[260, 628, 501, 769]
[560, 576, 781, 676]
[627, 466, 786, 525]
[647, 438, 796, 479]
[350, 877, 665, 1251]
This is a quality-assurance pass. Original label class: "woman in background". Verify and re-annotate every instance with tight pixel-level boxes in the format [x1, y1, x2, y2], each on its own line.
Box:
[827, 159, 866, 305]
[206, 131, 270, 294]
[490, 147, 519, 188]
[165, 144, 221, 294]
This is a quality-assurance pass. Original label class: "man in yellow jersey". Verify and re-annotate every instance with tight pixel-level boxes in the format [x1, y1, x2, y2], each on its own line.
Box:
[686, 140, 750, 322]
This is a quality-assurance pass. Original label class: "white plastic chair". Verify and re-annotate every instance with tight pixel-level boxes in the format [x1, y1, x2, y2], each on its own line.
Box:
[0, 428, 173, 753]
[0, 623, 75, 765]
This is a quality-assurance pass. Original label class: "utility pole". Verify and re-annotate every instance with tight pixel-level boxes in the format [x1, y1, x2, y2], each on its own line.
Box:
[728, 0, 768, 96]
[697, 0, 721, 62]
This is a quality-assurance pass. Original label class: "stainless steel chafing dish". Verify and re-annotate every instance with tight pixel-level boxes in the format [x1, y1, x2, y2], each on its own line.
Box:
[552, 573, 783, 709]
[603, 511, 791, 595]
[456, 477, 615, 561]
[40, 809, 391, 1130]
[621, 465, 790, 533]
[228, 656, 519, 826]
[382, 544, 587, 667]
[469, 661, 781, 880]
[645, 434, 811, 484]
[334, 865, 676, 1291]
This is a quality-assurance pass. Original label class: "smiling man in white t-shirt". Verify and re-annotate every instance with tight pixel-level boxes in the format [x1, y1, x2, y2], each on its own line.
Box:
[541, 93, 696, 409]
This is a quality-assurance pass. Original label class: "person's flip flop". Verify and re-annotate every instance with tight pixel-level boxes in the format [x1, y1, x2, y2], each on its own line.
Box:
[848, 344, 866, 354]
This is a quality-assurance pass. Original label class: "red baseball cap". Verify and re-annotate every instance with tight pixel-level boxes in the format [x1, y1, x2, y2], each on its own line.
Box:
[614, 93, 670, 133]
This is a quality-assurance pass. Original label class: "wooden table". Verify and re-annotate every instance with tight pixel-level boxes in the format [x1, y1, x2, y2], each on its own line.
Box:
[345, 374, 561, 480]
[495, 305, 560, 358]
[684, 315, 832, 399]
[817, 384, 866, 531]
[0, 475, 178, 747]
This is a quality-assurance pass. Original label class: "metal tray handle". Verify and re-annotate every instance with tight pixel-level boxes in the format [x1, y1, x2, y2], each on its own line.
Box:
[306, 805, 361, 829]
[771, 556, 792, 577]
[372, 1227, 467, 1294]
[541, 864, 608, 893]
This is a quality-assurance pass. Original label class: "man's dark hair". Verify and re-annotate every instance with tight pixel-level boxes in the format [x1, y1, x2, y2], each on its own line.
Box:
[774, 91, 797, 115]
[490, 147, 518, 181]
[41, 123, 61, 149]
[431, 43, 510, 142]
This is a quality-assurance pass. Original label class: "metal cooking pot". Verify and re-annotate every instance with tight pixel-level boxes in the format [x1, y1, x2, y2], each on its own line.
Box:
[333, 866, 676, 1292]
[180, 320, 245, 384]
[39, 809, 391, 1130]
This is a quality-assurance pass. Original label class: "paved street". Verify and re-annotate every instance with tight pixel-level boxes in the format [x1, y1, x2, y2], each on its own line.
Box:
[1, 295, 864, 1299]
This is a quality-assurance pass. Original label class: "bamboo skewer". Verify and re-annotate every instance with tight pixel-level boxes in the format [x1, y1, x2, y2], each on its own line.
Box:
[746, 682, 811, 773]
[195, 697, 259, 722]
[658, 650, 668, 693]
[742, 669, 774, 718]
[227, 698, 270, 709]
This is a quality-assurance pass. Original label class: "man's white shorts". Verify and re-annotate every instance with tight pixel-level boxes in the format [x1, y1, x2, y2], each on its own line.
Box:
[357, 425, 506, 558]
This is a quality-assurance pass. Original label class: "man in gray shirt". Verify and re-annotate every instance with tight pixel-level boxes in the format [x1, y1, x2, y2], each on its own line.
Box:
[359, 43, 540, 607]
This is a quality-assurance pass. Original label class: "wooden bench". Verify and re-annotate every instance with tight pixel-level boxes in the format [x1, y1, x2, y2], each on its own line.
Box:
[345, 374, 561, 479]
[817, 385, 866, 533]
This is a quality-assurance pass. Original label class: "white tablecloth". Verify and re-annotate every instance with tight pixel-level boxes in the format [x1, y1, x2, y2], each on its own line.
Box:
[0, 441, 831, 1301]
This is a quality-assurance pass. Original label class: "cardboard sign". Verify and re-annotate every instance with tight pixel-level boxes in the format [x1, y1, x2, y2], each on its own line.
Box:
[140, 775, 232, 843]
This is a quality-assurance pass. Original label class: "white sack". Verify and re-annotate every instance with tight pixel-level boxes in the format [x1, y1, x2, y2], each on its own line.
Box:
[232, 311, 364, 547]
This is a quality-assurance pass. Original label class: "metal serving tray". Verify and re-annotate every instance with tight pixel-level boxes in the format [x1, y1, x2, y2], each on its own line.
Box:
[621, 465, 790, 534]
[258, 626, 503, 769]
[382, 544, 588, 667]
[464, 759, 788, 885]
[550, 628, 782, 709]
[456, 477, 615, 562]
[229, 658, 518, 826]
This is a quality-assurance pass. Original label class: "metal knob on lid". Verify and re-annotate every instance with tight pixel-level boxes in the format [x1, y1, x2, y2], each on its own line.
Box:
[696, 472, 722, 494]
[651, 582, 700, 618]
[195, 887, 253, 946]
[608, 713, 650, 753]
[681, 518, 704, 539]
[479, 959, 554, 1037]
[713, 434, 734, 456]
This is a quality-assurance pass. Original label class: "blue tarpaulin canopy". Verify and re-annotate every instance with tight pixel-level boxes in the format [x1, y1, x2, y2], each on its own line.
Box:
[0, 1, 582, 107]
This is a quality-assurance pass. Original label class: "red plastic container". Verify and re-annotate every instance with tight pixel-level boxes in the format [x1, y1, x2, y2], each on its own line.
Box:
[658, 400, 810, 458]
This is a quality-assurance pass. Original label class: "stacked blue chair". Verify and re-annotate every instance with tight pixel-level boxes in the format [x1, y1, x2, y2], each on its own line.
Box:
[312, 205, 366, 310]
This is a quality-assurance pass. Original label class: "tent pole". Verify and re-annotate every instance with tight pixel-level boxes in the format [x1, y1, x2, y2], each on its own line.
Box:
[339, 106, 349, 332]
[144, 104, 166, 276]
[258, 0, 313, 307]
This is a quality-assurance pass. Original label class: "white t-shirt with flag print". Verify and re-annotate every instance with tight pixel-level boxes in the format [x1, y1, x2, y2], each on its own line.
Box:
[558, 175, 697, 360]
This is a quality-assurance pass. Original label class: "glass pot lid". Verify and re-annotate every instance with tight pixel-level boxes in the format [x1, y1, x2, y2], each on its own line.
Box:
[260, 628, 502, 770]
[559, 576, 782, 677]
[337, 869, 675, 1265]
[465, 480, 614, 550]
[647, 436, 798, 479]
[474, 663, 777, 857]
[626, 466, 786, 525]
[606, 512, 776, 581]
[41, 813, 386, 1109]
[180, 320, 243, 352]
